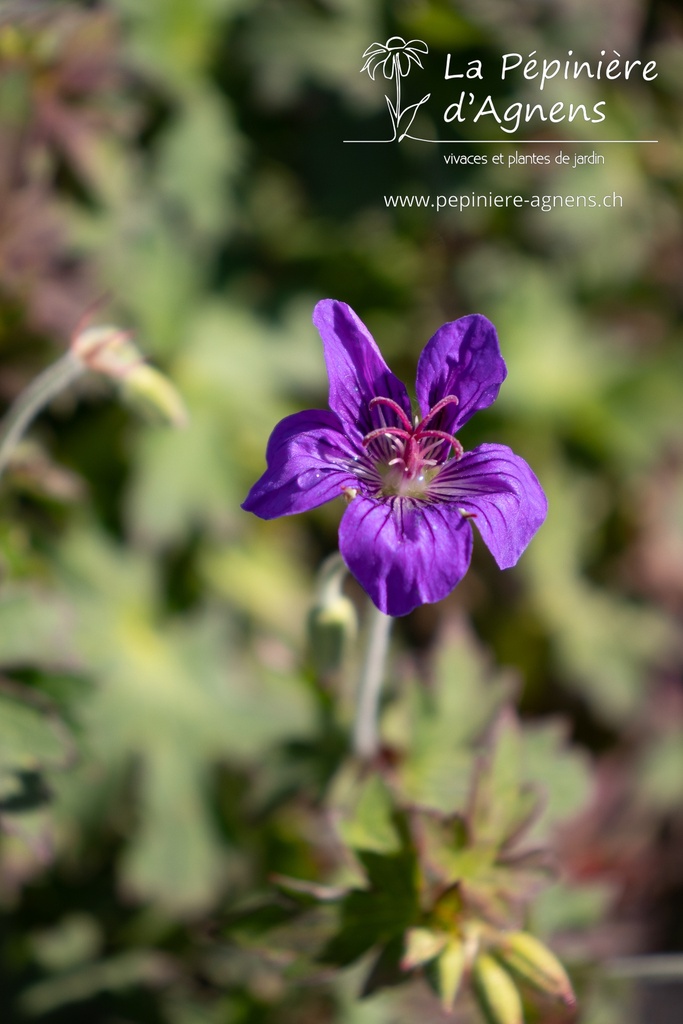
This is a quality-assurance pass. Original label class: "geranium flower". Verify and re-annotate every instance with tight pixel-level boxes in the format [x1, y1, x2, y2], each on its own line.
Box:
[361, 37, 428, 80]
[242, 301, 547, 617]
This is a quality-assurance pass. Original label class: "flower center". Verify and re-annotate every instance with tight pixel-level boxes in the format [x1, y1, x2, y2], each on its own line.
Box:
[361, 395, 463, 498]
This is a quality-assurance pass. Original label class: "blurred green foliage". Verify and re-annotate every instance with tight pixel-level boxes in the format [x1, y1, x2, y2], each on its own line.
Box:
[1, 0, 683, 1021]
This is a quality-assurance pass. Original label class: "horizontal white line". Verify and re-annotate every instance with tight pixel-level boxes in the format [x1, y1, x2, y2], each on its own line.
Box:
[446, 140, 658, 144]
[344, 139, 658, 144]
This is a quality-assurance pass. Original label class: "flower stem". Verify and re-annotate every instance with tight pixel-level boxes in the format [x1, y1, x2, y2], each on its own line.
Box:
[394, 57, 402, 122]
[0, 351, 84, 483]
[352, 603, 393, 760]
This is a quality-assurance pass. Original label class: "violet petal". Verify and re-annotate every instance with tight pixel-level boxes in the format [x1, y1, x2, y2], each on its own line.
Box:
[242, 409, 358, 519]
[338, 495, 474, 616]
[416, 314, 507, 433]
[312, 300, 412, 446]
[426, 443, 548, 568]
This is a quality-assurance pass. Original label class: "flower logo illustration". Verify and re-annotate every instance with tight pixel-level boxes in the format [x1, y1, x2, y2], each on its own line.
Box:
[359, 36, 430, 142]
[361, 36, 428, 80]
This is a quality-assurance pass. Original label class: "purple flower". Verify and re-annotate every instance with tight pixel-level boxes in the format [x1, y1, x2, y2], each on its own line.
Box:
[242, 300, 547, 617]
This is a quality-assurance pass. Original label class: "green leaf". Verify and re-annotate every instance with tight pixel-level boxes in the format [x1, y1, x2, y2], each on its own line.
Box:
[525, 466, 673, 724]
[321, 848, 419, 966]
[638, 729, 683, 811]
[0, 589, 76, 669]
[361, 936, 408, 997]
[389, 626, 512, 815]
[30, 914, 102, 972]
[0, 693, 72, 774]
[469, 710, 524, 847]
[51, 529, 315, 913]
[336, 774, 401, 855]
[19, 949, 172, 1017]
[519, 719, 593, 843]
[156, 87, 242, 239]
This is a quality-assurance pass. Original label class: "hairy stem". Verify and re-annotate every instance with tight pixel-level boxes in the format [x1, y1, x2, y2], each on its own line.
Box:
[0, 352, 84, 483]
[353, 603, 393, 760]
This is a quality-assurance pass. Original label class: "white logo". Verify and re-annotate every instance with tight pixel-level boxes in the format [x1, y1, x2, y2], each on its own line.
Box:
[348, 36, 430, 143]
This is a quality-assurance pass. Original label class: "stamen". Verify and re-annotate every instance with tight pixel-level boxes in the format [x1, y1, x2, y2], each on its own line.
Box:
[415, 428, 464, 459]
[362, 426, 411, 447]
[368, 396, 413, 432]
[361, 393, 466, 497]
[419, 437, 449, 458]
[418, 394, 460, 429]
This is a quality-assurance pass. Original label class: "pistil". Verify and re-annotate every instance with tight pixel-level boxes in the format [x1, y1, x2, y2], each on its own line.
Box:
[361, 394, 464, 485]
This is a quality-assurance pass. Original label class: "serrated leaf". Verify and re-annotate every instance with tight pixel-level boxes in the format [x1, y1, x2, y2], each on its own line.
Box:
[469, 710, 524, 847]
[0, 589, 77, 669]
[156, 87, 242, 239]
[361, 936, 408, 997]
[391, 626, 512, 815]
[321, 848, 419, 967]
[518, 719, 593, 843]
[51, 529, 315, 914]
[0, 694, 72, 774]
[337, 775, 401, 855]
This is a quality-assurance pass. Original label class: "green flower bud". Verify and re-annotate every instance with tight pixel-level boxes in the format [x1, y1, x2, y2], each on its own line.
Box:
[70, 324, 187, 427]
[307, 554, 356, 678]
[120, 365, 188, 428]
[307, 598, 357, 678]
[401, 928, 448, 970]
[495, 931, 576, 1008]
[473, 954, 524, 1024]
[437, 937, 466, 1012]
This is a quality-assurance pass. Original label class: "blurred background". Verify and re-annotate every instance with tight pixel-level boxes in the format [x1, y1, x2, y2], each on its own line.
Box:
[0, 0, 682, 1021]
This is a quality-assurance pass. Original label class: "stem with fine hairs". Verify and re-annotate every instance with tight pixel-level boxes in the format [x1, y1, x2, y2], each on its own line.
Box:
[0, 352, 84, 483]
[352, 602, 393, 760]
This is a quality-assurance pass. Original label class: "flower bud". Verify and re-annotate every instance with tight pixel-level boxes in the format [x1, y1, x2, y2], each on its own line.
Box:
[437, 937, 466, 1012]
[473, 954, 524, 1024]
[495, 931, 576, 1008]
[401, 928, 448, 970]
[307, 554, 356, 678]
[120, 365, 188, 428]
[71, 325, 143, 379]
[70, 325, 187, 427]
